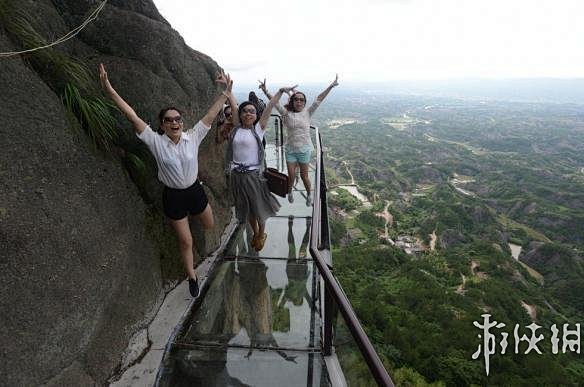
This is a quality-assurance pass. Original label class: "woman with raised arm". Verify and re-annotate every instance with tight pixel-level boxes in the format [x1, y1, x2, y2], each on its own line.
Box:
[217, 104, 235, 144]
[224, 85, 296, 251]
[99, 63, 232, 298]
[259, 75, 339, 206]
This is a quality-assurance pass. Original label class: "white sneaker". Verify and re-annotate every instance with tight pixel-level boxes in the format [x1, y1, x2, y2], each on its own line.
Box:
[288, 193, 294, 203]
[306, 193, 312, 206]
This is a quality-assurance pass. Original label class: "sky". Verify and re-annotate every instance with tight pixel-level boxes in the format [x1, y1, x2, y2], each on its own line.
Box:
[153, 0, 584, 86]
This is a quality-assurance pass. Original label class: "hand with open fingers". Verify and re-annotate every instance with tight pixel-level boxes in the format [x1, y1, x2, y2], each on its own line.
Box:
[215, 70, 231, 89]
[225, 74, 233, 92]
[279, 84, 298, 94]
[99, 63, 114, 93]
[258, 78, 267, 91]
[331, 74, 339, 88]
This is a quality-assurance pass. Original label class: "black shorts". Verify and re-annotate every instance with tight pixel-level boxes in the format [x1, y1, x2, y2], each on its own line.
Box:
[162, 180, 209, 220]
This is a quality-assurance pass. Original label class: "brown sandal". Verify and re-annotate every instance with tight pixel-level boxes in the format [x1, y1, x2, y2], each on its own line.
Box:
[254, 233, 267, 251]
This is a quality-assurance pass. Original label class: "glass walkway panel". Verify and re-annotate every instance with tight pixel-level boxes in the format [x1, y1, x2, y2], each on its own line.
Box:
[157, 256, 331, 386]
[156, 118, 394, 386]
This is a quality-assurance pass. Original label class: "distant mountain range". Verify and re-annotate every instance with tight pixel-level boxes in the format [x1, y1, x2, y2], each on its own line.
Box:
[236, 79, 584, 105]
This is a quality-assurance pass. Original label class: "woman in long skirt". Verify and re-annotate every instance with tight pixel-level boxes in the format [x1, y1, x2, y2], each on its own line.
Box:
[225, 86, 295, 250]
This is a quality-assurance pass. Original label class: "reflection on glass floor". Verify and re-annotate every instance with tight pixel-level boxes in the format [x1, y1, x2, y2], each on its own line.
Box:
[159, 256, 328, 385]
[178, 259, 319, 349]
[225, 217, 312, 259]
[159, 346, 330, 387]
[158, 141, 332, 386]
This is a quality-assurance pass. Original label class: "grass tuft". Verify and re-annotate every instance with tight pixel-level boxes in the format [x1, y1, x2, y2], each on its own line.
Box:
[0, 4, 93, 89]
[63, 82, 118, 150]
[2, 2, 158, 198]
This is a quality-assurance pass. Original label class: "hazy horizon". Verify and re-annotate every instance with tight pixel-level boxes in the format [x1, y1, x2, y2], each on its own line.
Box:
[233, 78, 584, 105]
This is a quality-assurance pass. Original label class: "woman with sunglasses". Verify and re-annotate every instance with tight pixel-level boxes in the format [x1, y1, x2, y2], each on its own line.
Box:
[259, 75, 339, 206]
[217, 104, 234, 144]
[99, 63, 233, 298]
[224, 86, 295, 251]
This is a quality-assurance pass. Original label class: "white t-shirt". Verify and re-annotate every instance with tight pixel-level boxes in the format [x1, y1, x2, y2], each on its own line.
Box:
[137, 120, 210, 189]
[231, 123, 265, 170]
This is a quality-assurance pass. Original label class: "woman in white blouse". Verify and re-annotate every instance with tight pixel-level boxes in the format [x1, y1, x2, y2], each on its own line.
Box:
[99, 64, 232, 298]
[259, 75, 339, 206]
[224, 86, 295, 251]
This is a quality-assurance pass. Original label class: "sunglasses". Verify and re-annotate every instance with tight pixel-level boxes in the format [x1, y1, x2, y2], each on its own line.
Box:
[163, 116, 183, 124]
[225, 112, 233, 118]
[241, 107, 257, 114]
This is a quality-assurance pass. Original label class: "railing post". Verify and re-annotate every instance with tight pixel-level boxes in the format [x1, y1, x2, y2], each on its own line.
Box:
[271, 114, 284, 171]
[279, 118, 284, 164]
[275, 116, 280, 146]
[319, 131, 337, 357]
[323, 284, 335, 356]
[318, 144, 330, 251]
[311, 127, 395, 387]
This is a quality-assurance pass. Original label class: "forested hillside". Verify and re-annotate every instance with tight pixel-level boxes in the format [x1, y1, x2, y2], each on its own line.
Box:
[313, 91, 584, 385]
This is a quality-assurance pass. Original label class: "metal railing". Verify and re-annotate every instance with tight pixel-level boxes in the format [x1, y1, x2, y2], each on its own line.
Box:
[271, 113, 283, 147]
[271, 114, 284, 170]
[309, 126, 395, 387]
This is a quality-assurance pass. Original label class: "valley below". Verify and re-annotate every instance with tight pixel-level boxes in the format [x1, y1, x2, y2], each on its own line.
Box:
[315, 91, 584, 385]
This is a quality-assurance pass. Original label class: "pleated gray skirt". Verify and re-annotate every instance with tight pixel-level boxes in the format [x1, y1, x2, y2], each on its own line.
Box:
[230, 170, 281, 224]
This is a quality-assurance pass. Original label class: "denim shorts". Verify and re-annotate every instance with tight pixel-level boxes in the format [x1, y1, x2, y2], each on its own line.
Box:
[285, 149, 312, 164]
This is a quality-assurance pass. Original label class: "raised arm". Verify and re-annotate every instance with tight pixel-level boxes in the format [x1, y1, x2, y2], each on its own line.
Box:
[315, 74, 339, 104]
[225, 90, 239, 128]
[200, 71, 233, 127]
[99, 63, 147, 133]
[258, 85, 297, 130]
[260, 78, 295, 116]
[258, 78, 273, 100]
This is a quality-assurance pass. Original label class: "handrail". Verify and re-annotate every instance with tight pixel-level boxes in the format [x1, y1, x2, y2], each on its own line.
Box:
[270, 113, 283, 145]
[309, 126, 395, 387]
[270, 113, 284, 170]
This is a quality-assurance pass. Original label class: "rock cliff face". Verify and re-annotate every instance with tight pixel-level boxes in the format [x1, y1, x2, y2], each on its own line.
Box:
[0, 0, 230, 384]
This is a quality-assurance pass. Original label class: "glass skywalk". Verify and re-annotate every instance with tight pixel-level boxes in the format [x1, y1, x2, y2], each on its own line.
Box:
[157, 124, 394, 386]
[157, 141, 331, 386]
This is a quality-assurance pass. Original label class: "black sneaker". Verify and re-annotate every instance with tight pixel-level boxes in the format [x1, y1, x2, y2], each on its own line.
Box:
[188, 277, 199, 298]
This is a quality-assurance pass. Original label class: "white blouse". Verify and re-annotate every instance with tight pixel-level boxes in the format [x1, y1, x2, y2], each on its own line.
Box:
[137, 120, 210, 189]
[275, 100, 320, 152]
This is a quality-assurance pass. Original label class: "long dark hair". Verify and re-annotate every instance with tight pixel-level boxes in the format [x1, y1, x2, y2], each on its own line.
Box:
[248, 92, 266, 124]
[285, 91, 307, 113]
[217, 105, 231, 127]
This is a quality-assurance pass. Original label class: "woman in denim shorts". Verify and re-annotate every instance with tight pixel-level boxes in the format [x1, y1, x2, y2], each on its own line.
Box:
[259, 75, 339, 206]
